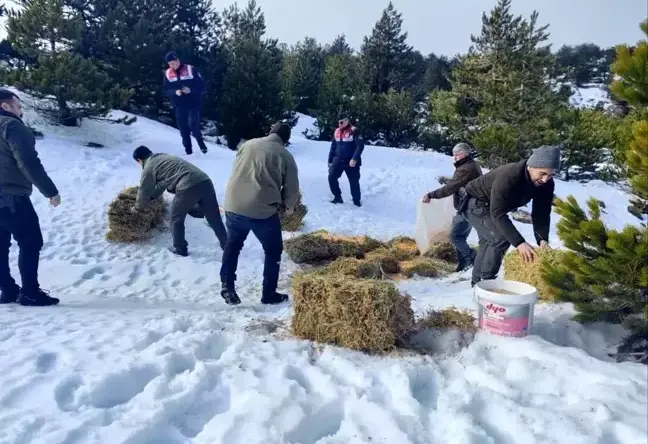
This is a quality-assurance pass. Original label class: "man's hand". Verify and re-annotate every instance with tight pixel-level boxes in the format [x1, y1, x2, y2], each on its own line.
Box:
[175, 90, 183, 96]
[49, 195, 61, 207]
[181, 87, 190, 94]
[421, 193, 431, 203]
[284, 207, 295, 216]
[349, 159, 357, 167]
[516, 242, 537, 263]
[539, 240, 550, 249]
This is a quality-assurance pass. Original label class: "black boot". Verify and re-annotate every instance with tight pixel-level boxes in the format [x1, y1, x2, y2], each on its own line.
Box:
[261, 291, 289, 305]
[0, 285, 20, 304]
[197, 139, 208, 154]
[330, 196, 343, 204]
[17, 289, 59, 306]
[168, 246, 189, 257]
[221, 283, 241, 305]
[353, 200, 362, 207]
[184, 146, 193, 155]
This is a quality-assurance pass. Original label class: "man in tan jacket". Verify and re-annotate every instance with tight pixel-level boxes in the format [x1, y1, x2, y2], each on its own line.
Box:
[220, 122, 299, 305]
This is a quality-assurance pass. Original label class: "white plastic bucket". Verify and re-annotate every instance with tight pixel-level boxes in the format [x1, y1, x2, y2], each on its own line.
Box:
[474, 280, 538, 337]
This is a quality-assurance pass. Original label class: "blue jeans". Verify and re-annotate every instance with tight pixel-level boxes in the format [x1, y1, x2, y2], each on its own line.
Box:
[219, 212, 283, 295]
[450, 212, 474, 266]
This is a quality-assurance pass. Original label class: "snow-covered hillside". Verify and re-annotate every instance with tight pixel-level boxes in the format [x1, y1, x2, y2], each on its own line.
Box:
[0, 95, 646, 444]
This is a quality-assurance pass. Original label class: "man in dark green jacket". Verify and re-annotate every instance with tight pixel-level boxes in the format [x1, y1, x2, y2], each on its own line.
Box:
[422, 143, 482, 271]
[461, 145, 559, 286]
[132, 146, 227, 256]
[0, 89, 61, 306]
[220, 122, 299, 306]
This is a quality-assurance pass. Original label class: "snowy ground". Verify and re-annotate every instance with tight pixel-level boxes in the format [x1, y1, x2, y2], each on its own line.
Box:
[0, 98, 646, 444]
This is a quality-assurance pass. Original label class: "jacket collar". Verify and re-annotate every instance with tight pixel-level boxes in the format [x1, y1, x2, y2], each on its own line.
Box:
[454, 155, 472, 168]
[0, 109, 21, 122]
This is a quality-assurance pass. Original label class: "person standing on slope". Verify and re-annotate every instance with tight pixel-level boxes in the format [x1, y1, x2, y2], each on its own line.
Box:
[0, 89, 61, 306]
[422, 142, 483, 272]
[220, 122, 299, 306]
[131, 146, 227, 256]
[328, 113, 364, 207]
[460, 145, 559, 287]
[163, 51, 209, 155]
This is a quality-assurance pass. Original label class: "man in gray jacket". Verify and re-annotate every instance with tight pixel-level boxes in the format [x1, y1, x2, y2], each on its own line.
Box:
[132, 146, 227, 256]
[0, 89, 61, 306]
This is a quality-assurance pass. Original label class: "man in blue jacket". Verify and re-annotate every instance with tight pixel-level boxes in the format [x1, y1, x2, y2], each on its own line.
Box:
[163, 51, 208, 155]
[328, 113, 364, 207]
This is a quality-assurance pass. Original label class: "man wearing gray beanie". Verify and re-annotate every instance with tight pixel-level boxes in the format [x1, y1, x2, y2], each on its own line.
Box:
[460, 145, 560, 286]
[422, 142, 482, 271]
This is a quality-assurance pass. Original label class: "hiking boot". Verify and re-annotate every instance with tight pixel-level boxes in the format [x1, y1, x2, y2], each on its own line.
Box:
[197, 139, 208, 154]
[221, 283, 241, 305]
[470, 280, 477, 288]
[261, 291, 289, 305]
[17, 289, 59, 306]
[330, 197, 343, 204]
[0, 286, 20, 304]
[353, 200, 362, 207]
[184, 147, 193, 155]
[168, 247, 189, 257]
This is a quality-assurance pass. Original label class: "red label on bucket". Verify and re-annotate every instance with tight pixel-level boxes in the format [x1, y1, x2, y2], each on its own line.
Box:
[478, 301, 531, 337]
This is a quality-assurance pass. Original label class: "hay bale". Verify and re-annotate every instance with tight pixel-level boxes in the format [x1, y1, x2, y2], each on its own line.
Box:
[279, 191, 308, 232]
[363, 249, 401, 274]
[291, 272, 415, 352]
[416, 307, 476, 332]
[503, 247, 566, 301]
[400, 257, 455, 278]
[423, 241, 458, 264]
[284, 230, 384, 264]
[106, 186, 166, 242]
[325, 257, 384, 279]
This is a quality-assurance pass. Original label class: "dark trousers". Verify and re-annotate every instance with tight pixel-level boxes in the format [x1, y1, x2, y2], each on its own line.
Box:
[170, 180, 227, 252]
[328, 160, 361, 203]
[462, 198, 511, 283]
[175, 106, 207, 152]
[220, 212, 283, 296]
[0, 195, 44, 293]
[450, 212, 474, 265]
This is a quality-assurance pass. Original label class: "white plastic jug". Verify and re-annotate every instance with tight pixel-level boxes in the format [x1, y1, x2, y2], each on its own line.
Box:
[474, 280, 539, 337]
[414, 197, 455, 254]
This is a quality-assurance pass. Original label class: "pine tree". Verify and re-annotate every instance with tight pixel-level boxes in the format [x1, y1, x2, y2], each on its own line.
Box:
[360, 2, 413, 94]
[451, 0, 562, 166]
[325, 34, 352, 57]
[282, 37, 325, 114]
[610, 20, 648, 200]
[375, 89, 416, 147]
[217, 0, 284, 149]
[5, 0, 132, 125]
[542, 196, 648, 362]
[315, 53, 365, 140]
[543, 21, 648, 363]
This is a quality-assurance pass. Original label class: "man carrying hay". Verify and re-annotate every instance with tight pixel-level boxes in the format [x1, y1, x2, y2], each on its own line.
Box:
[0, 89, 61, 306]
[422, 143, 482, 272]
[220, 122, 299, 305]
[460, 146, 559, 287]
[131, 146, 227, 256]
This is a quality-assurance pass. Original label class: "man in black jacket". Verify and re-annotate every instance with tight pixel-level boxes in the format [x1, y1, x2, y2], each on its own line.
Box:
[461, 145, 559, 286]
[0, 89, 61, 306]
[422, 143, 482, 271]
[328, 113, 364, 207]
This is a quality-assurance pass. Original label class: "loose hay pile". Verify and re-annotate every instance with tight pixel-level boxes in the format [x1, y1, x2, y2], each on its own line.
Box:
[386, 236, 420, 260]
[279, 191, 308, 232]
[400, 257, 455, 278]
[503, 247, 566, 301]
[423, 241, 458, 264]
[292, 272, 415, 352]
[416, 307, 477, 332]
[284, 230, 384, 264]
[106, 186, 166, 242]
